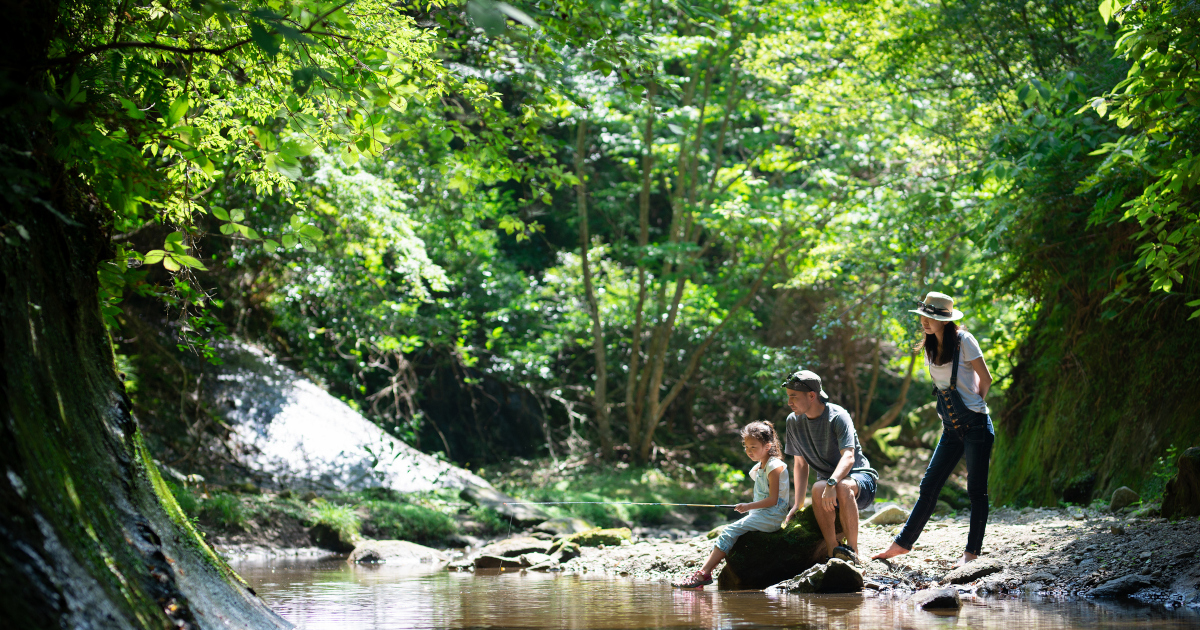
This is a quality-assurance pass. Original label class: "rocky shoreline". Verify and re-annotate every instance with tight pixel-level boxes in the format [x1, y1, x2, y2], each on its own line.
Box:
[431, 505, 1200, 607]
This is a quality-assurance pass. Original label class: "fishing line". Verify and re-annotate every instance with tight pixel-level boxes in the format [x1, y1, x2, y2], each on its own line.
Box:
[504, 501, 737, 508]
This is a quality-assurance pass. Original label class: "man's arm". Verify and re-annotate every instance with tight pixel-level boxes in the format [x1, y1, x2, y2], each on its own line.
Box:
[784, 455, 808, 525]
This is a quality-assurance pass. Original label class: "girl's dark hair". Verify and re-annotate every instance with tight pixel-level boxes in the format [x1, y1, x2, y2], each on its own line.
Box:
[741, 421, 782, 460]
[920, 321, 961, 366]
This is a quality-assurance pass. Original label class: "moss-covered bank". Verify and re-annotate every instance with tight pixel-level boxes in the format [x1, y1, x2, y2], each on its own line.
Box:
[995, 295, 1200, 506]
[0, 63, 286, 627]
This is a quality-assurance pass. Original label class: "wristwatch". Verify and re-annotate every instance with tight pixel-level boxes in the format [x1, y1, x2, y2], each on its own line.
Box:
[825, 478, 838, 488]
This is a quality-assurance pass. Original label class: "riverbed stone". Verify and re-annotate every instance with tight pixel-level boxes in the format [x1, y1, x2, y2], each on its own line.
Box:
[548, 540, 581, 562]
[718, 505, 839, 590]
[1089, 573, 1152, 598]
[477, 536, 552, 558]
[1163, 447, 1200, 519]
[1110, 487, 1140, 512]
[769, 559, 863, 594]
[943, 559, 1003, 584]
[473, 554, 524, 569]
[534, 517, 594, 536]
[519, 552, 552, 567]
[911, 587, 962, 610]
[933, 500, 954, 516]
[865, 504, 909, 526]
[569, 527, 632, 547]
[348, 540, 448, 564]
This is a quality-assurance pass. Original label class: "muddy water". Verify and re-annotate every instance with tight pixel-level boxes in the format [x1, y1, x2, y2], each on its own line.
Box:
[234, 557, 1198, 630]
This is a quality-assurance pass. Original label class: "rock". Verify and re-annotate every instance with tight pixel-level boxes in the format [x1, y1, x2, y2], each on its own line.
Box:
[910, 588, 962, 610]
[706, 524, 727, 540]
[1067, 506, 1086, 520]
[527, 559, 561, 572]
[1131, 502, 1161, 518]
[933, 500, 954, 516]
[518, 552, 552, 567]
[865, 504, 909, 526]
[549, 541, 581, 562]
[461, 484, 549, 525]
[200, 341, 491, 493]
[1110, 487, 1140, 512]
[569, 527, 632, 547]
[473, 554, 524, 569]
[938, 481, 971, 510]
[477, 536, 552, 558]
[718, 505, 841, 590]
[534, 517, 594, 536]
[348, 540, 449, 564]
[1028, 571, 1058, 584]
[1110, 525, 1126, 535]
[943, 559, 1004, 584]
[1162, 447, 1200, 519]
[769, 559, 864, 594]
[1089, 574, 1152, 598]
[309, 524, 357, 553]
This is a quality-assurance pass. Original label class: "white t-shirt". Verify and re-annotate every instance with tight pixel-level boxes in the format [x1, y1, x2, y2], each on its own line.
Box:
[926, 330, 989, 414]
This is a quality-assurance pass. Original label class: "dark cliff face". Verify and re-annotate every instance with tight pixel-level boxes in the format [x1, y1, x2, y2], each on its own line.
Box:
[0, 51, 286, 630]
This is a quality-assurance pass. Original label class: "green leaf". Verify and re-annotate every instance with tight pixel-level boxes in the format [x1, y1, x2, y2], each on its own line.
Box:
[219, 223, 238, 235]
[143, 250, 166, 265]
[249, 22, 281, 56]
[495, 3, 540, 30]
[212, 207, 230, 221]
[165, 231, 185, 246]
[167, 96, 190, 126]
[298, 225, 323, 240]
[174, 255, 207, 270]
[282, 234, 297, 249]
[264, 239, 281, 251]
[162, 255, 181, 272]
[1099, 0, 1115, 24]
[230, 209, 245, 222]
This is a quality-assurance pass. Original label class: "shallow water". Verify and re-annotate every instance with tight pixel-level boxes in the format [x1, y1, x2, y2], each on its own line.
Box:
[234, 557, 1199, 630]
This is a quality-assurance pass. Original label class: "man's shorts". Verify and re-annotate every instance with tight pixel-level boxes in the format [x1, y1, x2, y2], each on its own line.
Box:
[850, 472, 877, 511]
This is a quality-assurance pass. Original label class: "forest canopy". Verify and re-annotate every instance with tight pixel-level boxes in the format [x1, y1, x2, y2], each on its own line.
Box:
[10, 0, 1199, 504]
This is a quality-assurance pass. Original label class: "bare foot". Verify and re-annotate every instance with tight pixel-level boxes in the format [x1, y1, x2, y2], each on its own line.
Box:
[871, 542, 910, 560]
[952, 552, 978, 568]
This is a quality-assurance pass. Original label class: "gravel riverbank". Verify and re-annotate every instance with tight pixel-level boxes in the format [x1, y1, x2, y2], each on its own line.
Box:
[544, 507, 1200, 605]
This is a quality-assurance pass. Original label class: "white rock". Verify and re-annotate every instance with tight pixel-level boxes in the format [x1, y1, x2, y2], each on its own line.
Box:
[865, 503, 910, 526]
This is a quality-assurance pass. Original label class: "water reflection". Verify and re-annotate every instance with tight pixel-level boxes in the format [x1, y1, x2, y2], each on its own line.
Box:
[233, 557, 1198, 630]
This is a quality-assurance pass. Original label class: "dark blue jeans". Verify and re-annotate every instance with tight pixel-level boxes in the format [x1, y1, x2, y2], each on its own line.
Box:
[894, 416, 994, 555]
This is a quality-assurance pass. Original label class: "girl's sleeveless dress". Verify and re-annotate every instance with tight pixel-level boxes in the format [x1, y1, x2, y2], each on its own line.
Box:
[713, 457, 789, 553]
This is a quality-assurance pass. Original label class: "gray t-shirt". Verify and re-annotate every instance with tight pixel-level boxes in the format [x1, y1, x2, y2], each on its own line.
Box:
[783, 402, 878, 481]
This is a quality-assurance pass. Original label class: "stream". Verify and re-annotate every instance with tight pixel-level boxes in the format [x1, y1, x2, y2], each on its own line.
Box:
[234, 557, 1199, 630]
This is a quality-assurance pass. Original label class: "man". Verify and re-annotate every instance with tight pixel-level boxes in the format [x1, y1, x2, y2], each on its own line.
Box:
[781, 369, 878, 562]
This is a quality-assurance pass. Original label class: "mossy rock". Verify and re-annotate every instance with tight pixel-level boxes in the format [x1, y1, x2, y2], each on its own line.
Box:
[717, 506, 841, 590]
[938, 481, 971, 510]
[566, 527, 631, 547]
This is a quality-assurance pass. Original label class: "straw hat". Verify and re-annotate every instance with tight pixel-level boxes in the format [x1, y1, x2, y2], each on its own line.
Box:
[910, 291, 964, 322]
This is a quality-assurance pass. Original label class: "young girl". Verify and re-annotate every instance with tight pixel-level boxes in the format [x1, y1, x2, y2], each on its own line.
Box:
[672, 421, 789, 588]
[873, 291, 995, 567]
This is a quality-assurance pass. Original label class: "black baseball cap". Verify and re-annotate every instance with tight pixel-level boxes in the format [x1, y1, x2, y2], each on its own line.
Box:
[782, 369, 829, 401]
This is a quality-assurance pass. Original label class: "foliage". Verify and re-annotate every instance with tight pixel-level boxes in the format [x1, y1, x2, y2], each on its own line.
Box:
[309, 500, 362, 543]
[199, 493, 247, 531]
[362, 501, 457, 543]
[1142, 444, 1181, 503]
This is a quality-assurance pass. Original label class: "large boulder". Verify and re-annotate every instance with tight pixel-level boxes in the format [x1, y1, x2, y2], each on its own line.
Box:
[865, 503, 909, 526]
[769, 559, 863, 593]
[1109, 486, 1140, 512]
[348, 540, 448, 564]
[717, 506, 841, 590]
[199, 341, 495, 494]
[1162, 447, 1200, 519]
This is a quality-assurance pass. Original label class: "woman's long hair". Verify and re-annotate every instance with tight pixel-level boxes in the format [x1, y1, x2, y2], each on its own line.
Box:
[741, 421, 782, 460]
[921, 320, 961, 366]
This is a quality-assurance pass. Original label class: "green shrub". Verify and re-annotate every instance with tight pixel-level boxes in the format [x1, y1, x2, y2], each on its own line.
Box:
[1142, 444, 1180, 502]
[200, 493, 245, 530]
[467, 505, 507, 535]
[310, 501, 361, 544]
[364, 501, 456, 543]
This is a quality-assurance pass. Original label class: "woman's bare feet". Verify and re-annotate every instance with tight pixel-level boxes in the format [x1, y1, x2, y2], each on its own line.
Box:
[952, 551, 978, 568]
[871, 542, 910, 560]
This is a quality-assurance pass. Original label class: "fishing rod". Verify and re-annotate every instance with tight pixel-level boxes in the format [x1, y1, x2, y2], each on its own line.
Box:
[503, 501, 737, 508]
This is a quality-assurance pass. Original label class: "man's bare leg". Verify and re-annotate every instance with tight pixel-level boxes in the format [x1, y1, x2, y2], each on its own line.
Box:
[836, 480, 860, 554]
[811, 480, 839, 556]
[872, 542, 909, 560]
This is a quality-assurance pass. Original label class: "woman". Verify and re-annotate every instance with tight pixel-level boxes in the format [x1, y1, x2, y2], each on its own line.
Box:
[873, 291, 994, 567]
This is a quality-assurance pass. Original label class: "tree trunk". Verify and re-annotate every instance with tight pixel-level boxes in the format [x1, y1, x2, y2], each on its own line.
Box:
[574, 121, 613, 458]
[0, 96, 286, 630]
